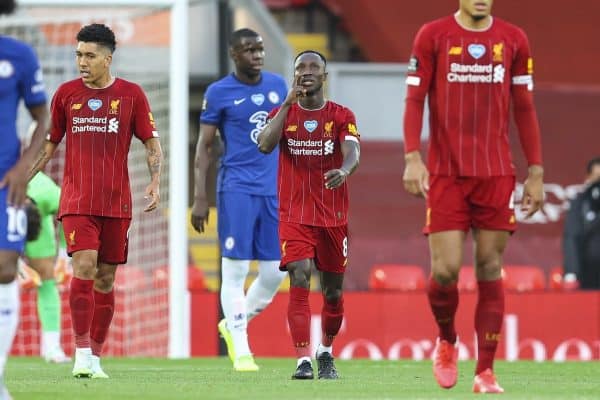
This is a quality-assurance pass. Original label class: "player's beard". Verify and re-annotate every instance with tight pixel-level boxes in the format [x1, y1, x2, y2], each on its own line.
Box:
[471, 13, 488, 21]
[305, 82, 323, 96]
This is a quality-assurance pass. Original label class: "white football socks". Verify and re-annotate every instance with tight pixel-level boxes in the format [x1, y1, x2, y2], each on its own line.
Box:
[246, 260, 285, 321]
[0, 280, 19, 377]
[220, 258, 251, 357]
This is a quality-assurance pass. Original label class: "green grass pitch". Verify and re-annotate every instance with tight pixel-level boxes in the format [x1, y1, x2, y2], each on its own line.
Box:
[5, 357, 600, 399]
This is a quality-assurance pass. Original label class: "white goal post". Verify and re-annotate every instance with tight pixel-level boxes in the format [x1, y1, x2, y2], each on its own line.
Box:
[15, 0, 190, 358]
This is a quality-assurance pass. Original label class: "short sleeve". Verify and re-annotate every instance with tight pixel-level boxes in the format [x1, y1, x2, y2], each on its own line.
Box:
[48, 86, 66, 144]
[337, 107, 360, 144]
[199, 84, 222, 125]
[133, 85, 159, 141]
[18, 44, 47, 107]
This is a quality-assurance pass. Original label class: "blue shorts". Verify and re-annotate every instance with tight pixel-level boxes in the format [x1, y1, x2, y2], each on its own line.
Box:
[0, 187, 27, 253]
[217, 192, 280, 260]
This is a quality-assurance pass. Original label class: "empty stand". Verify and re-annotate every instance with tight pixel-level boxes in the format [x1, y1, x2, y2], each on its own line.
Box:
[368, 264, 426, 291]
[502, 265, 546, 292]
[458, 266, 477, 292]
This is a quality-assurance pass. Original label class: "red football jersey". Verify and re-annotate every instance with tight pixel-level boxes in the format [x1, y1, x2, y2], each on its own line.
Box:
[48, 78, 158, 218]
[270, 101, 360, 227]
[405, 15, 536, 176]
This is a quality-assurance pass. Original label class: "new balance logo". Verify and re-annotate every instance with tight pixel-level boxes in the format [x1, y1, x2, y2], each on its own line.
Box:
[234, 98, 246, 105]
[108, 118, 119, 133]
[324, 140, 334, 155]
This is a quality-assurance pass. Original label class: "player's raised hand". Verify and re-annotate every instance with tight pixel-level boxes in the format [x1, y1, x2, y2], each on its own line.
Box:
[520, 165, 544, 218]
[0, 162, 29, 206]
[324, 168, 349, 189]
[403, 151, 429, 197]
[190, 198, 209, 233]
[143, 180, 160, 212]
[283, 75, 308, 106]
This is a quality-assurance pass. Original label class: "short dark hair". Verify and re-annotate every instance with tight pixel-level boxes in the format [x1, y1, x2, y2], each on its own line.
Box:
[76, 23, 117, 53]
[294, 50, 327, 66]
[25, 200, 41, 242]
[586, 157, 600, 174]
[0, 0, 16, 15]
[229, 28, 260, 47]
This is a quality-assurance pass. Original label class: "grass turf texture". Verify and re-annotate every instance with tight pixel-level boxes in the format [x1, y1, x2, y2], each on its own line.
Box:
[5, 357, 600, 399]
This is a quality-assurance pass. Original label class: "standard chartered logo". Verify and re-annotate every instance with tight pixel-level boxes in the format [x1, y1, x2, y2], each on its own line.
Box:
[108, 118, 119, 133]
[71, 116, 120, 133]
[249, 111, 268, 144]
[324, 140, 334, 155]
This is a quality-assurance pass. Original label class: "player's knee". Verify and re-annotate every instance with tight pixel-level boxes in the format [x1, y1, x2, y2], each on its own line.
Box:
[94, 271, 116, 292]
[475, 257, 502, 280]
[322, 287, 343, 305]
[288, 264, 310, 288]
[431, 268, 459, 285]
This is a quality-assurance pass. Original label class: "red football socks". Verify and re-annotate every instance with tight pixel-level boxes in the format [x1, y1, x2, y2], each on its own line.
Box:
[427, 277, 459, 344]
[91, 289, 115, 356]
[70, 277, 94, 348]
[288, 287, 311, 358]
[475, 279, 505, 374]
[321, 296, 344, 346]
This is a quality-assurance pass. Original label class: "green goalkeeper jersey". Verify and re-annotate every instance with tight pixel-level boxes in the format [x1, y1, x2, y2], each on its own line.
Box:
[25, 172, 63, 258]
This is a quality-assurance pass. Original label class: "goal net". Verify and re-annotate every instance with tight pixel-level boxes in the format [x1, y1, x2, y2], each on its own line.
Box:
[2, 2, 174, 356]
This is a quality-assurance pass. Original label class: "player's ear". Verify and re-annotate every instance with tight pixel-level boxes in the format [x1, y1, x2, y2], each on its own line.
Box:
[323, 71, 328, 82]
[105, 53, 112, 67]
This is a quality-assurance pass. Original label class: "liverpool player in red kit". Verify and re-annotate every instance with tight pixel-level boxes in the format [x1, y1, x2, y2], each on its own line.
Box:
[30, 24, 162, 379]
[258, 51, 360, 380]
[403, 0, 544, 394]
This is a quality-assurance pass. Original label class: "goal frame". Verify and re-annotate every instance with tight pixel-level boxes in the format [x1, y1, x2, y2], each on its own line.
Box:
[18, 0, 190, 359]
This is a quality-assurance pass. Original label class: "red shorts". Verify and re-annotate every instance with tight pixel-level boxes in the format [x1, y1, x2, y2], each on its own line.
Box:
[279, 222, 348, 273]
[424, 175, 516, 234]
[61, 215, 131, 264]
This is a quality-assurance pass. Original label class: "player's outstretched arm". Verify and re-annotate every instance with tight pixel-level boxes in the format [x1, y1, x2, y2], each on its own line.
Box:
[190, 123, 217, 233]
[0, 104, 49, 206]
[324, 140, 360, 190]
[143, 137, 162, 212]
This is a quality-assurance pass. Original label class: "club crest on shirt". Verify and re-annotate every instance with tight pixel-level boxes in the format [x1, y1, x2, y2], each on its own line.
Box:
[251, 93, 265, 106]
[407, 56, 418, 72]
[87, 98, 102, 111]
[109, 99, 120, 114]
[467, 44, 486, 59]
[448, 46, 462, 55]
[268, 91, 280, 104]
[304, 120, 318, 133]
[323, 121, 334, 138]
[0, 60, 14, 78]
[492, 42, 504, 62]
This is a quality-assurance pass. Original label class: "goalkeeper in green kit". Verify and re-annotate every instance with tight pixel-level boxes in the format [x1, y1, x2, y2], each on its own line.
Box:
[21, 172, 71, 363]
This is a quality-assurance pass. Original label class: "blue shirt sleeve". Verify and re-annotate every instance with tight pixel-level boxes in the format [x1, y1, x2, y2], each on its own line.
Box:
[199, 84, 222, 125]
[19, 44, 47, 107]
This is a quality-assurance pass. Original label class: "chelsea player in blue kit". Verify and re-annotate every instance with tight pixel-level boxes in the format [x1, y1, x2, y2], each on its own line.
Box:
[0, 1, 50, 397]
[191, 28, 287, 372]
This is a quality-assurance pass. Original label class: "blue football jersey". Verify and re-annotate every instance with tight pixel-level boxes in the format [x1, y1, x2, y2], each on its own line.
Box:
[200, 71, 287, 196]
[0, 36, 47, 178]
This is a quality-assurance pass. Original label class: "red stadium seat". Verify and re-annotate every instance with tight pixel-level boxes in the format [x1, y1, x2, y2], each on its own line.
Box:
[368, 264, 426, 291]
[152, 265, 206, 291]
[548, 266, 564, 290]
[502, 265, 546, 292]
[458, 266, 477, 292]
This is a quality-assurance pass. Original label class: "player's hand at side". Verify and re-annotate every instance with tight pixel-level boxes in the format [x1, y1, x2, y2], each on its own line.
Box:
[324, 168, 348, 190]
[283, 75, 308, 106]
[143, 180, 160, 212]
[0, 162, 29, 206]
[403, 151, 429, 197]
[190, 198, 209, 233]
[520, 165, 544, 218]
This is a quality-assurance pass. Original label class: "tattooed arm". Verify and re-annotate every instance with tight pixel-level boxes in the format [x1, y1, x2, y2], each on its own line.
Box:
[143, 137, 162, 212]
[28, 140, 58, 181]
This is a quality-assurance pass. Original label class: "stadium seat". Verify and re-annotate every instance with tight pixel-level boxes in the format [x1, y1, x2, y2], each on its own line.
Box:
[368, 264, 426, 291]
[548, 266, 564, 290]
[502, 265, 546, 292]
[458, 266, 477, 292]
